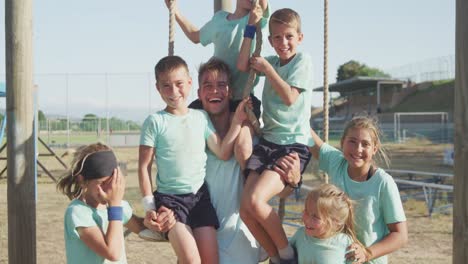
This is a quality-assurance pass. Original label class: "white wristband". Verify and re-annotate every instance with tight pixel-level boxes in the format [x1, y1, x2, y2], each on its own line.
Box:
[141, 196, 155, 212]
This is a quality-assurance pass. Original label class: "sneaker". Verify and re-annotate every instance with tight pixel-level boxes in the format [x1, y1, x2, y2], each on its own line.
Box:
[279, 258, 297, 264]
[259, 246, 269, 262]
[138, 228, 167, 242]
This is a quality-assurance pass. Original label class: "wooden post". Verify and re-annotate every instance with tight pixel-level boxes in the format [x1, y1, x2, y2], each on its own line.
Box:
[453, 0, 468, 262]
[5, 0, 36, 263]
[214, 0, 231, 13]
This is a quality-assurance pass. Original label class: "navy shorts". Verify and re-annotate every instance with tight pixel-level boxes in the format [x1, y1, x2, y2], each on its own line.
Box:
[153, 183, 219, 230]
[245, 138, 312, 184]
[188, 93, 261, 119]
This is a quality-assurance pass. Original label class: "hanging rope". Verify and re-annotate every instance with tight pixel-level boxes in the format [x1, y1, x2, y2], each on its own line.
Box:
[241, 0, 262, 135]
[322, 0, 329, 183]
[168, 0, 175, 56]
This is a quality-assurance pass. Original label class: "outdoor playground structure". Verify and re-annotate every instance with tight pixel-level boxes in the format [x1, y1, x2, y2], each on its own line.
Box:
[2, 1, 468, 264]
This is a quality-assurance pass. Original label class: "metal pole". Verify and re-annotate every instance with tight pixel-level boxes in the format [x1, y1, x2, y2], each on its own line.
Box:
[5, 0, 36, 263]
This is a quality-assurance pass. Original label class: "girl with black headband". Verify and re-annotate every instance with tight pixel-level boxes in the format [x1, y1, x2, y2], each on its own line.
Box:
[57, 143, 170, 264]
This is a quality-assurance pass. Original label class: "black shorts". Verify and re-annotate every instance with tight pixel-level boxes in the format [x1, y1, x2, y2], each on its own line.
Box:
[245, 138, 312, 184]
[188, 93, 261, 119]
[153, 183, 219, 230]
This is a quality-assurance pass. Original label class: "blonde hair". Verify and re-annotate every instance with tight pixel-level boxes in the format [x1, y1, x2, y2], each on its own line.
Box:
[57, 143, 112, 200]
[154, 55, 189, 82]
[307, 184, 371, 257]
[269, 8, 302, 34]
[197, 57, 231, 87]
[340, 115, 390, 168]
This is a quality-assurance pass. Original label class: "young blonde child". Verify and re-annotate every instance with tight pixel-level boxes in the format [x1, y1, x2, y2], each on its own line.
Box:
[57, 143, 146, 264]
[138, 55, 248, 263]
[290, 183, 367, 264]
[309, 116, 408, 263]
[237, 8, 313, 264]
[163, 0, 269, 117]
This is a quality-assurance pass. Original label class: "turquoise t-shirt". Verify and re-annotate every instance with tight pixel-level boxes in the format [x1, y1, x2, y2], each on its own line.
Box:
[205, 151, 259, 264]
[290, 227, 353, 264]
[199, 5, 270, 100]
[140, 109, 215, 194]
[64, 199, 133, 264]
[319, 143, 407, 264]
[261, 52, 314, 146]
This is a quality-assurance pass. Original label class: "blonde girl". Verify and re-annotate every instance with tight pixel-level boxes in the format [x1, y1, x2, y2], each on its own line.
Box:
[309, 116, 407, 264]
[57, 143, 145, 264]
[290, 184, 367, 263]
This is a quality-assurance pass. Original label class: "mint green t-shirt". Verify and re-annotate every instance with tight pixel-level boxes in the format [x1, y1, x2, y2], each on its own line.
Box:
[199, 5, 270, 100]
[140, 109, 215, 194]
[319, 143, 407, 264]
[262, 52, 314, 146]
[205, 151, 259, 264]
[64, 199, 133, 264]
[290, 227, 353, 264]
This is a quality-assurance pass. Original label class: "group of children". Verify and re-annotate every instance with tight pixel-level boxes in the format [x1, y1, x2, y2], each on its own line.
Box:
[58, 1, 407, 263]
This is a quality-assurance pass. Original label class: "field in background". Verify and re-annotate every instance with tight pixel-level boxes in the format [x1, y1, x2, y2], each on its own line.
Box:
[0, 142, 453, 263]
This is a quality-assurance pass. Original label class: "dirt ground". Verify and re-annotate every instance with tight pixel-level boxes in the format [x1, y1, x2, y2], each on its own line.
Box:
[0, 142, 453, 263]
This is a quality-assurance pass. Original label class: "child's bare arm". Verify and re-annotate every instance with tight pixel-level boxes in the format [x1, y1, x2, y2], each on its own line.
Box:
[207, 98, 249, 160]
[164, 0, 200, 43]
[237, 3, 263, 72]
[77, 169, 126, 261]
[234, 122, 254, 170]
[124, 215, 146, 234]
[346, 221, 407, 263]
[259, 0, 268, 10]
[138, 146, 155, 198]
[309, 128, 323, 160]
[250, 56, 300, 106]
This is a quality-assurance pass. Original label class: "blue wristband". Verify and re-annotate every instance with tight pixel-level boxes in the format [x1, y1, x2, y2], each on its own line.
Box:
[244, 24, 256, 39]
[107, 206, 123, 221]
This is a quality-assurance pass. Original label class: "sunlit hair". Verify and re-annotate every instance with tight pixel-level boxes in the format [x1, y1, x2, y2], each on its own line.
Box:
[154, 55, 190, 82]
[340, 115, 390, 168]
[57, 143, 113, 200]
[306, 184, 367, 252]
[197, 57, 232, 87]
[269, 8, 302, 34]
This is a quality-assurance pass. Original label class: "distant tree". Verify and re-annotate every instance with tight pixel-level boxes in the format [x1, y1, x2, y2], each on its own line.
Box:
[81, 113, 99, 132]
[38, 110, 46, 122]
[37, 110, 47, 130]
[336, 60, 390, 82]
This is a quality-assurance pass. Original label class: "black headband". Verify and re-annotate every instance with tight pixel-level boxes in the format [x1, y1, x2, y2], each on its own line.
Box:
[80, 151, 117, 180]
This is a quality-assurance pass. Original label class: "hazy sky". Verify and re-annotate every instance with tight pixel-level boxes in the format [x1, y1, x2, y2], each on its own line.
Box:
[0, 0, 455, 122]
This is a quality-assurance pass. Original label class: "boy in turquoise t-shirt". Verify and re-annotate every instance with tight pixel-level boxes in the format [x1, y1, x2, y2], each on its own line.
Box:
[163, 0, 269, 118]
[237, 8, 313, 264]
[138, 55, 248, 264]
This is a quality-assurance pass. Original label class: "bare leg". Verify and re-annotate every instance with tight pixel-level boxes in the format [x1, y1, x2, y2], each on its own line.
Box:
[168, 222, 201, 264]
[240, 170, 288, 257]
[193, 226, 219, 264]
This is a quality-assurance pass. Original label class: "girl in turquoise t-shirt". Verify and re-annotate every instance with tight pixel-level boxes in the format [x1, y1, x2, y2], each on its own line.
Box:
[290, 184, 367, 264]
[57, 143, 148, 264]
[309, 116, 408, 264]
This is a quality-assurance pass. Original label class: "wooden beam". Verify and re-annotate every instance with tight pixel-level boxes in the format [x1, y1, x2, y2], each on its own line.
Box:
[214, 0, 231, 13]
[453, 0, 468, 262]
[5, 0, 36, 263]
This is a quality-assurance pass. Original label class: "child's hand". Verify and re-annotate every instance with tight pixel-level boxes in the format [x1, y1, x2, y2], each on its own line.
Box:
[249, 56, 270, 74]
[233, 97, 251, 125]
[274, 152, 301, 186]
[144, 206, 176, 232]
[346, 243, 370, 264]
[164, 0, 178, 11]
[248, 2, 263, 25]
[99, 168, 125, 206]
